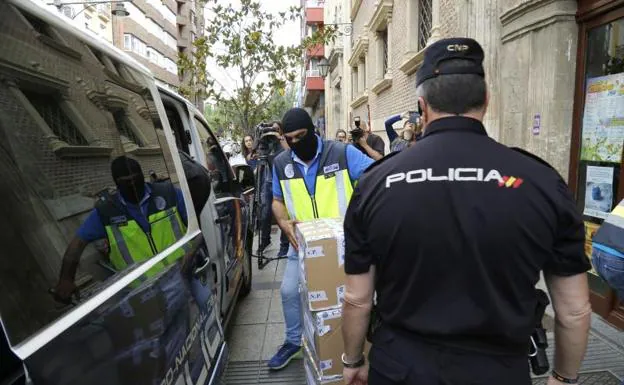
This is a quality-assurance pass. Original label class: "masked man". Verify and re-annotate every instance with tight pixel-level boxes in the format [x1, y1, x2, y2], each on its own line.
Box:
[54, 155, 188, 302]
[267, 108, 374, 370]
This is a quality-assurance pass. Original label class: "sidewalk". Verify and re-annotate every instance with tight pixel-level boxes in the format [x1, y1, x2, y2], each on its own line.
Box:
[222, 230, 624, 384]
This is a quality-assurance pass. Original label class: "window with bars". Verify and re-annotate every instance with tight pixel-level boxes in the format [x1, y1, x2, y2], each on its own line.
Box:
[23, 13, 54, 39]
[381, 29, 389, 75]
[113, 110, 143, 146]
[22, 90, 88, 146]
[418, 0, 433, 50]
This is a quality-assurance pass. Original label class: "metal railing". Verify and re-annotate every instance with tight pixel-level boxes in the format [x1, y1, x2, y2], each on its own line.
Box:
[418, 0, 432, 51]
[305, 0, 324, 8]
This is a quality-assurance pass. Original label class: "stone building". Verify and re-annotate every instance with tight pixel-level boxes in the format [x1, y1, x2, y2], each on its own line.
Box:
[323, 0, 624, 328]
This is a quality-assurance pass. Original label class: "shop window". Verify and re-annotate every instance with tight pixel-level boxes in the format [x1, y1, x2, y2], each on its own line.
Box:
[21, 90, 89, 146]
[573, 12, 624, 319]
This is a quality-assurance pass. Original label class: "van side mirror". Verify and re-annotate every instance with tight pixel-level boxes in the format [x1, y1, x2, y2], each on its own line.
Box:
[234, 165, 255, 192]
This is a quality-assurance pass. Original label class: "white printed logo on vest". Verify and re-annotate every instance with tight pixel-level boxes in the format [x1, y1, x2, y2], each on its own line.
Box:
[323, 163, 339, 174]
[153, 196, 167, 211]
[285, 163, 295, 179]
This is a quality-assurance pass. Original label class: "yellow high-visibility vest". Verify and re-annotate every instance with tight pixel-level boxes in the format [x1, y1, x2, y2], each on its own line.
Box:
[274, 140, 354, 221]
[97, 182, 187, 280]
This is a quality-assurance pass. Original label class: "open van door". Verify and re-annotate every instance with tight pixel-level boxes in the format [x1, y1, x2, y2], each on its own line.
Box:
[0, 2, 226, 384]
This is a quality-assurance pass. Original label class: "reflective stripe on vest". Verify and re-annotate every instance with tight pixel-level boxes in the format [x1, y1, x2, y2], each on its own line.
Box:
[593, 199, 624, 256]
[274, 140, 353, 221]
[106, 207, 187, 278]
[279, 169, 353, 221]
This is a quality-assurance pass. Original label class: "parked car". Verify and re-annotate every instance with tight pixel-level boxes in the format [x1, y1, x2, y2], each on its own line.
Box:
[0, 1, 255, 384]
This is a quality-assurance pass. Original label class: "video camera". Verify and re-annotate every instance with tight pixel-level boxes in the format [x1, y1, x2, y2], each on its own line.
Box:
[253, 122, 282, 159]
[350, 116, 365, 142]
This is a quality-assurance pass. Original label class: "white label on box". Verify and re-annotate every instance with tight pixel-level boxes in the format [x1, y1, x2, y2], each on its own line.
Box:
[309, 290, 328, 302]
[319, 308, 342, 322]
[337, 285, 346, 305]
[320, 359, 333, 371]
[337, 235, 345, 267]
[306, 246, 325, 258]
[319, 324, 331, 336]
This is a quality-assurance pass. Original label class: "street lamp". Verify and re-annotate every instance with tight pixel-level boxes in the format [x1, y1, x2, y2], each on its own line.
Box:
[317, 57, 330, 79]
[49, 0, 131, 19]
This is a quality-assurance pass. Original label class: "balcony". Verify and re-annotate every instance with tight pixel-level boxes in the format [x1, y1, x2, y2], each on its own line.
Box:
[177, 36, 189, 48]
[177, 14, 188, 25]
[306, 43, 324, 58]
[303, 69, 324, 107]
[305, 8, 323, 24]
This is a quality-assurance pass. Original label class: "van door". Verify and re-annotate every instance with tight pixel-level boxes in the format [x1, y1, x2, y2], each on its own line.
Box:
[0, 3, 225, 384]
[192, 115, 246, 318]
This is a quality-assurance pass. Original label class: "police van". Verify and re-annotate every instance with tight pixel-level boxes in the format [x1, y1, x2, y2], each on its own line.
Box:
[0, 1, 255, 384]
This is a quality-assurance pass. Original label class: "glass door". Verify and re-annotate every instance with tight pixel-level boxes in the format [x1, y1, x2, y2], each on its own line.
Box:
[574, 10, 624, 328]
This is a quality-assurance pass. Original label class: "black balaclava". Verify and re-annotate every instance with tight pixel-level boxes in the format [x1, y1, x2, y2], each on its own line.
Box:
[111, 155, 145, 204]
[282, 108, 318, 162]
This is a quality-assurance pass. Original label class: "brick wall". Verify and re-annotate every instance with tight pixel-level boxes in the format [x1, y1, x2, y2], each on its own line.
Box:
[348, 0, 422, 148]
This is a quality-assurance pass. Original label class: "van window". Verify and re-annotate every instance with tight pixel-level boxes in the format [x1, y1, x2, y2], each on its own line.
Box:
[194, 117, 233, 196]
[0, 4, 187, 346]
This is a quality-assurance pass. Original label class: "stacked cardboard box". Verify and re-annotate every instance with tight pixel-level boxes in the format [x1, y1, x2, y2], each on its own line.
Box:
[296, 219, 349, 385]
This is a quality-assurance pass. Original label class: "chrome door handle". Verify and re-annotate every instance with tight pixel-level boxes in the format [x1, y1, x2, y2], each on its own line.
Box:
[194, 258, 211, 276]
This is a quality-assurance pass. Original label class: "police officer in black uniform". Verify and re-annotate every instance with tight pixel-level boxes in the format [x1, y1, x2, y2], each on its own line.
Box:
[340, 38, 593, 385]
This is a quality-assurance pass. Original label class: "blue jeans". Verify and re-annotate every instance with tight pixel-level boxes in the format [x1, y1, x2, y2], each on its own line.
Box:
[592, 249, 624, 302]
[280, 248, 302, 346]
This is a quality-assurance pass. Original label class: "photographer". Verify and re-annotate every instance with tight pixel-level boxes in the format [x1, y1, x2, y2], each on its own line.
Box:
[351, 118, 384, 161]
[255, 121, 289, 258]
[385, 111, 422, 153]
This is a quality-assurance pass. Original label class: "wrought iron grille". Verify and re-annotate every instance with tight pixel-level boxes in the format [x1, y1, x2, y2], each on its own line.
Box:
[418, 0, 433, 51]
[23, 91, 88, 146]
[113, 110, 143, 146]
[23, 14, 53, 38]
[381, 29, 389, 74]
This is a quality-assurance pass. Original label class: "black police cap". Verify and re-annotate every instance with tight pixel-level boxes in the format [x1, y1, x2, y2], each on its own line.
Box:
[415, 38, 485, 87]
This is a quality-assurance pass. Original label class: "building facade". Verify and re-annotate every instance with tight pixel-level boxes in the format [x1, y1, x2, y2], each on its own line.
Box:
[35, 0, 114, 43]
[114, 0, 203, 91]
[323, 0, 623, 328]
[301, 0, 327, 135]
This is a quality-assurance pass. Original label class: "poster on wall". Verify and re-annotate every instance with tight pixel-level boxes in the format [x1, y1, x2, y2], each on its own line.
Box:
[580, 74, 624, 163]
[583, 166, 614, 219]
[584, 221, 600, 276]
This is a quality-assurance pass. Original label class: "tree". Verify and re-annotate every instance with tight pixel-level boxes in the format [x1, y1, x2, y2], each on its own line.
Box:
[179, 0, 334, 135]
[204, 84, 297, 139]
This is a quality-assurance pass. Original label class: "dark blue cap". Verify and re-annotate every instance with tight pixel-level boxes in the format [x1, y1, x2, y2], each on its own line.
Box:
[416, 38, 485, 87]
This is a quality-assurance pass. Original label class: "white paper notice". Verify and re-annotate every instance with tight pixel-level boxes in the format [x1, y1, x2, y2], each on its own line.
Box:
[309, 291, 328, 302]
[584, 166, 614, 219]
[581, 74, 624, 163]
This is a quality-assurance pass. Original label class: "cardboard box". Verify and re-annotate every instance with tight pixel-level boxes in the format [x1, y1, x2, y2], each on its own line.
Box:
[296, 218, 346, 311]
[304, 342, 345, 385]
[301, 299, 344, 378]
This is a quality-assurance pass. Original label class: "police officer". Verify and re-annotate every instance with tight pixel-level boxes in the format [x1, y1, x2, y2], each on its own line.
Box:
[341, 38, 592, 385]
[268, 107, 374, 370]
[54, 156, 188, 302]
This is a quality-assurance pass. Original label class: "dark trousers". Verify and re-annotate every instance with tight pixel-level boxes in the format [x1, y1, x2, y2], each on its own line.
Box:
[369, 327, 531, 385]
[259, 171, 288, 251]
